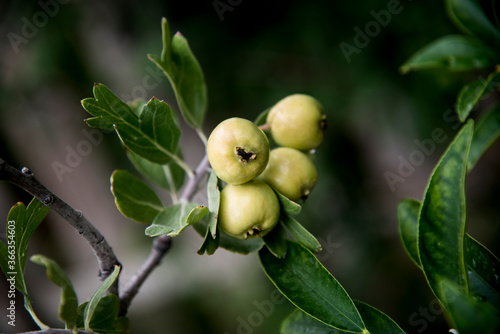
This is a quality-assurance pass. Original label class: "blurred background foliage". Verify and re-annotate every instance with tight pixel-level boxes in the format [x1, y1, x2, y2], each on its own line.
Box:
[0, 0, 499, 333]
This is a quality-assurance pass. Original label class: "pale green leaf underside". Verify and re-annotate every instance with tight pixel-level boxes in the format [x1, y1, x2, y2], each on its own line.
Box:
[145, 203, 207, 237]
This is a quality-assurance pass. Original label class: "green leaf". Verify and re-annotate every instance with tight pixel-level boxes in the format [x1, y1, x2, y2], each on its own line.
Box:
[116, 97, 182, 165]
[0, 198, 50, 329]
[263, 223, 288, 259]
[111, 169, 163, 223]
[82, 83, 137, 132]
[127, 98, 147, 117]
[446, 0, 500, 47]
[30, 255, 78, 330]
[84, 265, 121, 332]
[457, 71, 500, 122]
[194, 221, 264, 255]
[207, 171, 220, 238]
[148, 18, 207, 129]
[197, 224, 220, 256]
[77, 294, 129, 334]
[418, 121, 474, 307]
[281, 309, 344, 333]
[83, 85, 186, 167]
[396, 198, 421, 266]
[0, 198, 49, 295]
[282, 215, 322, 253]
[440, 279, 500, 334]
[260, 241, 366, 333]
[281, 302, 404, 334]
[398, 198, 500, 309]
[276, 191, 302, 216]
[127, 150, 185, 193]
[468, 103, 500, 170]
[400, 35, 496, 74]
[354, 301, 405, 334]
[145, 203, 207, 237]
[466, 236, 500, 309]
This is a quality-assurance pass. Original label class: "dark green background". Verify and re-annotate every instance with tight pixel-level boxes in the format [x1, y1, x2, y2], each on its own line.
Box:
[1, 0, 499, 333]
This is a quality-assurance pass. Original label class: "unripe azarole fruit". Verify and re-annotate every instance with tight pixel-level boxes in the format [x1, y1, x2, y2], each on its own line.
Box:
[207, 117, 270, 185]
[218, 179, 280, 239]
[267, 94, 326, 151]
[258, 147, 318, 201]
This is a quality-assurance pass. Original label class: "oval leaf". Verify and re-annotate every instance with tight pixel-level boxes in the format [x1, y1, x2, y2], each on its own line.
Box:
[446, 0, 500, 47]
[84, 265, 121, 332]
[418, 121, 474, 308]
[397, 198, 421, 266]
[259, 241, 366, 333]
[281, 309, 344, 334]
[281, 215, 322, 253]
[115, 97, 183, 165]
[145, 203, 205, 237]
[354, 301, 405, 334]
[77, 294, 129, 334]
[440, 279, 500, 334]
[466, 236, 500, 309]
[111, 169, 163, 223]
[148, 18, 207, 129]
[193, 221, 264, 255]
[400, 35, 496, 74]
[276, 191, 302, 216]
[263, 222, 288, 259]
[457, 71, 500, 122]
[31, 255, 78, 329]
[468, 103, 500, 170]
[398, 198, 500, 309]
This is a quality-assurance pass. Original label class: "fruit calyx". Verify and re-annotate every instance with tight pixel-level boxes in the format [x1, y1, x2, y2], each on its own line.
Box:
[246, 226, 262, 239]
[236, 147, 257, 163]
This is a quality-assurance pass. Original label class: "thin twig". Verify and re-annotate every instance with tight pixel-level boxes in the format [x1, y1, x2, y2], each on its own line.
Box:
[0, 159, 121, 294]
[258, 123, 271, 131]
[118, 154, 211, 315]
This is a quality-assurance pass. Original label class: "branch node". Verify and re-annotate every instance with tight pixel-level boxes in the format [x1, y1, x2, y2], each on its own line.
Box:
[21, 167, 33, 176]
[42, 195, 53, 205]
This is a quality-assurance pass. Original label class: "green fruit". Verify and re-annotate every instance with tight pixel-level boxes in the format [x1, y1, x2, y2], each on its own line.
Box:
[218, 179, 280, 239]
[267, 94, 326, 151]
[207, 117, 270, 185]
[258, 147, 318, 201]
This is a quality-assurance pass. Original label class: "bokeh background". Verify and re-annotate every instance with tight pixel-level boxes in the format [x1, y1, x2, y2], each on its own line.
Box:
[1, 0, 500, 333]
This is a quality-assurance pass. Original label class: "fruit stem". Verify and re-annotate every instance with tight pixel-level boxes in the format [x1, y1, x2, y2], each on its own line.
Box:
[196, 127, 208, 146]
[258, 123, 272, 131]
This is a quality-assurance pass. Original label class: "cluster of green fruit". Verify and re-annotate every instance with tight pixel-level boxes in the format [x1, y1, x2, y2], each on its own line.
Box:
[207, 94, 326, 239]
